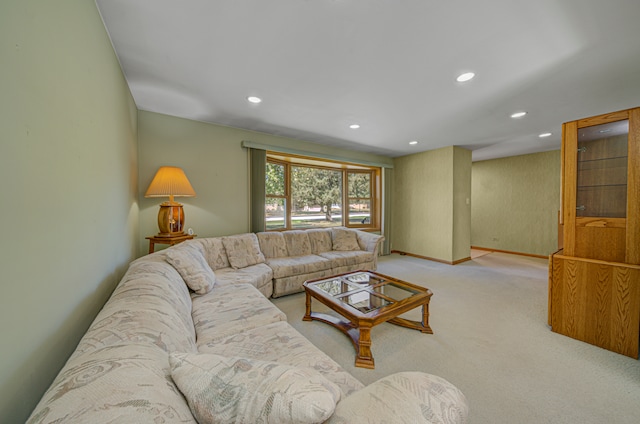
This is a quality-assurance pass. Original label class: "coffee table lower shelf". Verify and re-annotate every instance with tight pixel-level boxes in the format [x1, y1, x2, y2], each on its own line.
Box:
[303, 311, 433, 369]
[304, 312, 377, 368]
[303, 271, 433, 369]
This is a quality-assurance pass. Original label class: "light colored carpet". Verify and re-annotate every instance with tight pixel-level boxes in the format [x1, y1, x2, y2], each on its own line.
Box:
[272, 252, 640, 424]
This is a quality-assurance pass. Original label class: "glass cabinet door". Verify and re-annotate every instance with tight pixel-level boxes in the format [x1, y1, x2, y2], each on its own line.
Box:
[576, 119, 629, 217]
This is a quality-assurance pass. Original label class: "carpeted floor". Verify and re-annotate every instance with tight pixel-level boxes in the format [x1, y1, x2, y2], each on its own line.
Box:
[271, 252, 640, 424]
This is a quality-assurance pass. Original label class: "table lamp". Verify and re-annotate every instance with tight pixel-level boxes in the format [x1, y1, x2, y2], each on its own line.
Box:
[145, 166, 196, 237]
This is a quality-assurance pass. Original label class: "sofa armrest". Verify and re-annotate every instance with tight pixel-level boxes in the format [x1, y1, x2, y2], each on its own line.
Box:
[355, 231, 384, 255]
[327, 372, 468, 424]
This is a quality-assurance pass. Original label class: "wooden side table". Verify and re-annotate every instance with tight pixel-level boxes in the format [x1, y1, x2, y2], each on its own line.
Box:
[146, 234, 196, 254]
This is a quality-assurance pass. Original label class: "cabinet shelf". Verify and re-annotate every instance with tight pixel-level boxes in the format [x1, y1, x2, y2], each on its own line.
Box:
[575, 132, 628, 217]
[577, 183, 626, 189]
[577, 155, 628, 163]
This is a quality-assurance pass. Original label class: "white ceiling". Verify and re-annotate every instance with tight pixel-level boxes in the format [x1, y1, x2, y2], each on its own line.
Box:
[95, 0, 640, 161]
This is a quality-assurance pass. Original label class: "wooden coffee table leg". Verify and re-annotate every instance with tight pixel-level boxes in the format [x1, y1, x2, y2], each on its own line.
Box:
[355, 324, 375, 369]
[387, 300, 434, 334]
[303, 291, 312, 321]
[421, 302, 433, 334]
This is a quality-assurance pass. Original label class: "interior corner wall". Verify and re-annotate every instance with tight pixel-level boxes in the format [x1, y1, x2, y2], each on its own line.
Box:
[137, 111, 393, 257]
[453, 147, 472, 261]
[471, 150, 561, 256]
[138, 110, 252, 255]
[0, 1, 138, 422]
[391, 146, 471, 263]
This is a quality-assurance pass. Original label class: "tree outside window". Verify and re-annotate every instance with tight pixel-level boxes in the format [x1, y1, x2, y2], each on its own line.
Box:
[265, 161, 287, 230]
[291, 166, 342, 227]
[265, 155, 379, 230]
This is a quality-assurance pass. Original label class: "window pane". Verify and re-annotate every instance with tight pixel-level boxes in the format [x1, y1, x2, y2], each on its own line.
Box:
[576, 120, 628, 217]
[349, 199, 371, 224]
[265, 197, 286, 230]
[266, 162, 285, 196]
[348, 172, 370, 197]
[291, 166, 342, 228]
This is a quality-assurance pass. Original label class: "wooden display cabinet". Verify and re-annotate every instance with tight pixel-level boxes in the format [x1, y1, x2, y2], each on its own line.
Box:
[549, 107, 640, 358]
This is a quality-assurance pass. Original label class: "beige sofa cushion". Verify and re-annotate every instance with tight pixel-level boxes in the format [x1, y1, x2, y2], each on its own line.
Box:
[266, 255, 332, 279]
[28, 344, 196, 424]
[319, 250, 374, 268]
[271, 270, 333, 298]
[331, 228, 361, 251]
[354, 230, 383, 253]
[191, 237, 230, 270]
[214, 263, 274, 298]
[256, 231, 288, 258]
[72, 259, 198, 358]
[198, 321, 364, 397]
[327, 372, 469, 424]
[191, 283, 285, 344]
[170, 352, 341, 424]
[165, 243, 216, 294]
[222, 233, 266, 269]
[307, 228, 333, 254]
[283, 230, 312, 256]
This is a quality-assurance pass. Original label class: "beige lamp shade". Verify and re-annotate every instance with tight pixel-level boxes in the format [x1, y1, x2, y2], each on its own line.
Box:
[145, 166, 196, 237]
[145, 166, 196, 200]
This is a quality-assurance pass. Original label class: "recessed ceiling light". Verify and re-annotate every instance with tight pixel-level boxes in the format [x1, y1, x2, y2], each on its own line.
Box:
[349, 124, 360, 129]
[409, 140, 418, 145]
[510, 111, 527, 118]
[247, 96, 262, 104]
[539, 132, 552, 138]
[456, 72, 475, 82]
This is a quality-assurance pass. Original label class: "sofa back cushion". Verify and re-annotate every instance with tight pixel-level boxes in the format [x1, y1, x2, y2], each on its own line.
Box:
[72, 261, 198, 359]
[191, 237, 230, 270]
[307, 229, 333, 254]
[222, 233, 266, 269]
[256, 232, 288, 258]
[331, 228, 361, 251]
[283, 230, 312, 256]
[27, 344, 196, 424]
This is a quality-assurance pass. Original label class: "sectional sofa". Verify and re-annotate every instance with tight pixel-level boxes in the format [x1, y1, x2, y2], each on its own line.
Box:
[28, 228, 468, 423]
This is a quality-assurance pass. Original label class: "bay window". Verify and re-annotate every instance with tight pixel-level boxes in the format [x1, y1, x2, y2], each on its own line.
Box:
[265, 153, 380, 231]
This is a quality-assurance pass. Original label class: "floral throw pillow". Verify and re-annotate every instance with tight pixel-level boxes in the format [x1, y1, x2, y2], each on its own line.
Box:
[169, 352, 342, 424]
[165, 243, 216, 294]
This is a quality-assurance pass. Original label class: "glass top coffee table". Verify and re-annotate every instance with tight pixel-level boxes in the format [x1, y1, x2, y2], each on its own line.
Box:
[303, 270, 433, 369]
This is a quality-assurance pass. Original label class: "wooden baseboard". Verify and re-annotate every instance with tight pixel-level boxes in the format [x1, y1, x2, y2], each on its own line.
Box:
[390, 247, 548, 264]
[390, 250, 472, 265]
[470, 246, 548, 259]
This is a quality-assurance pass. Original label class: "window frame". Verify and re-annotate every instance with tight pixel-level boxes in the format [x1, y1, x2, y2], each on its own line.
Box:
[265, 152, 381, 231]
[346, 170, 375, 229]
[265, 159, 290, 231]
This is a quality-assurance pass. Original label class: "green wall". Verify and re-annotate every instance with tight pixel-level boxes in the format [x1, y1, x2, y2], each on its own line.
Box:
[471, 150, 561, 256]
[453, 148, 473, 261]
[137, 111, 393, 256]
[391, 146, 471, 263]
[0, 0, 138, 422]
[0, 2, 563, 421]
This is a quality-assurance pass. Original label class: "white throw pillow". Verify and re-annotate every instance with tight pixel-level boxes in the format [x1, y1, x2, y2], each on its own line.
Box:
[169, 352, 342, 424]
[165, 243, 216, 294]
